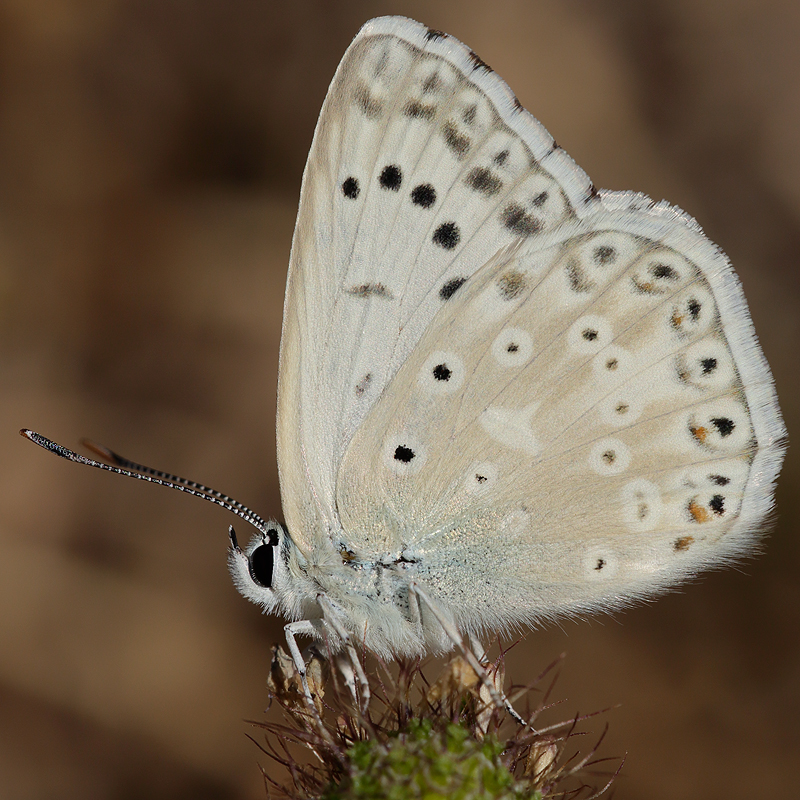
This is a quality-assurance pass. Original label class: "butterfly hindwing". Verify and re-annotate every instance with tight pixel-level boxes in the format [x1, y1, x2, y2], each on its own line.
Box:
[335, 208, 783, 630]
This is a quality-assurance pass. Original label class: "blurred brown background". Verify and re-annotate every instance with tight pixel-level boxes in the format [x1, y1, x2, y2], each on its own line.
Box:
[1, 0, 797, 797]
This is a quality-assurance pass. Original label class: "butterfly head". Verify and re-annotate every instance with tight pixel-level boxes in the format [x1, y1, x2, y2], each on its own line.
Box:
[228, 522, 311, 617]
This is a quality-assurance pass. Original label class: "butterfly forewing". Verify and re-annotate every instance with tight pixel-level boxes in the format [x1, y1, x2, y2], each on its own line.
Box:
[278, 18, 599, 551]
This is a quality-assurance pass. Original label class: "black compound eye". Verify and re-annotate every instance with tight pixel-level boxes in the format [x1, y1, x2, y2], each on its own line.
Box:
[248, 541, 275, 588]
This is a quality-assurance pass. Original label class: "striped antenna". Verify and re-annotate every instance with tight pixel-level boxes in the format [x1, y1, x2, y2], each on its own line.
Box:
[20, 429, 268, 535]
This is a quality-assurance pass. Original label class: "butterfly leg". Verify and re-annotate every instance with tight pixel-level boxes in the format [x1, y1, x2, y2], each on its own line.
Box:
[409, 584, 502, 706]
[411, 583, 533, 729]
[468, 633, 488, 663]
[284, 619, 326, 711]
[318, 595, 371, 713]
[468, 632, 533, 728]
[333, 653, 358, 704]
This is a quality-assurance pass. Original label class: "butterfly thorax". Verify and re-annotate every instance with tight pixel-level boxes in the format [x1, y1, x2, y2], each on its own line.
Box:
[302, 541, 456, 658]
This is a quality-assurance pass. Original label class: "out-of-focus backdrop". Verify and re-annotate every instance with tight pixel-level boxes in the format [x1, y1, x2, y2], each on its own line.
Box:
[1, 1, 797, 798]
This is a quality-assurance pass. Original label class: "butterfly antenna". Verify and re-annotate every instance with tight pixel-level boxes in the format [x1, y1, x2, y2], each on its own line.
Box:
[80, 437, 261, 522]
[20, 429, 268, 535]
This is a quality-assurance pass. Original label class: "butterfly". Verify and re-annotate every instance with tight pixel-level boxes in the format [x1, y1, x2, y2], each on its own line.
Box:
[22, 16, 785, 704]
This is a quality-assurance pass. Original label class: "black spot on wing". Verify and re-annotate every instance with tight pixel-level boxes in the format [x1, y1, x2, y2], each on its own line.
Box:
[379, 164, 402, 191]
[404, 101, 436, 120]
[670, 296, 704, 331]
[594, 245, 616, 265]
[440, 276, 467, 300]
[502, 204, 541, 236]
[442, 121, 471, 158]
[341, 177, 359, 199]
[466, 167, 502, 197]
[652, 263, 678, 281]
[432, 363, 452, 381]
[411, 184, 436, 208]
[701, 357, 718, 374]
[432, 222, 461, 250]
[601, 449, 617, 465]
[711, 417, 735, 437]
[394, 445, 415, 463]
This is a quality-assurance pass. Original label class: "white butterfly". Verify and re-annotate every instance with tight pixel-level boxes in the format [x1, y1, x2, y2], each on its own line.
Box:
[23, 16, 785, 704]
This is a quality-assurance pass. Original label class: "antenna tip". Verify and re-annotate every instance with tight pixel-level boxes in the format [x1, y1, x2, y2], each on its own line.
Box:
[20, 429, 43, 445]
[19, 430, 72, 459]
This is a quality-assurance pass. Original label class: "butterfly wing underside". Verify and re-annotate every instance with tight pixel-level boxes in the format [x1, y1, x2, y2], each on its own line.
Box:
[279, 16, 596, 551]
[336, 211, 785, 631]
[278, 16, 784, 630]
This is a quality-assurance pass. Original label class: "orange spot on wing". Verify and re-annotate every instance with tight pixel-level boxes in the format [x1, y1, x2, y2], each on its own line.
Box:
[688, 500, 710, 523]
[674, 536, 694, 551]
[690, 425, 708, 443]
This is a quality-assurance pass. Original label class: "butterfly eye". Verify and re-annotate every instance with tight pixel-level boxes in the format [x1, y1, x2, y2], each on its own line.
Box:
[248, 539, 276, 589]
